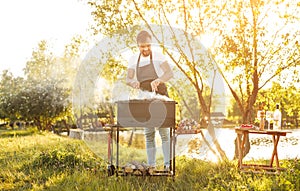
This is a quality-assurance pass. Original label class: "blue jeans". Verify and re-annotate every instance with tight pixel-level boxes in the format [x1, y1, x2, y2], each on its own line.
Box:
[144, 127, 170, 167]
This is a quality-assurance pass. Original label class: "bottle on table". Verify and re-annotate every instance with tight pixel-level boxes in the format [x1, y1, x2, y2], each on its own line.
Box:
[265, 111, 273, 130]
[273, 104, 282, 130]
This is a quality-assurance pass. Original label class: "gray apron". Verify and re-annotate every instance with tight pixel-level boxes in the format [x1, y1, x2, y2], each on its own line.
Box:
[136, 52, 168, 96]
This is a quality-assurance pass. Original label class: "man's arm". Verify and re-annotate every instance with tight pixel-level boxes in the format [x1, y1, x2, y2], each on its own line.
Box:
[151, 61, 173, 91]
[126, 68, 139, 89]
[158, 61, 173, 82]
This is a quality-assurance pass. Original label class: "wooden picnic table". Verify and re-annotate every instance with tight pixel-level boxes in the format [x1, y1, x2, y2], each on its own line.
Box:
[235, 128, 291, 173]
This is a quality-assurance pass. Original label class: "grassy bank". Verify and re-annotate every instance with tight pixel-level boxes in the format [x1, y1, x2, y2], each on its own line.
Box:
[0, 130, 299, 191]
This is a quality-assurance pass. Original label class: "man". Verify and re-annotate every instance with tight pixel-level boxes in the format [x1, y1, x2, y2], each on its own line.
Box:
[126, 30, 173, 170]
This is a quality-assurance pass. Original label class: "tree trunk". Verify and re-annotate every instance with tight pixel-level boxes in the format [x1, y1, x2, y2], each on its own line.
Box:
[202, 107, 228, 161]
[207, 123, 228, 161]
[34, 117, 42, 131]
[234, 103, 256, 159]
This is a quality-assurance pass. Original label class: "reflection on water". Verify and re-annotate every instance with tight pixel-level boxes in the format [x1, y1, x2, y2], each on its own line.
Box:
[183, 128, 300, 162]
[242, 128, 300, 161]
[118, 128, 300, 162]
[82, 128, 300, 165]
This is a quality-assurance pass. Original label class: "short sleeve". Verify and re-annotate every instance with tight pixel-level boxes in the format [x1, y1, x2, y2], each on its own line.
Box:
[128, 53, 139, 69]
[153, 51, 166, 65]
[152, 51, 168, 77]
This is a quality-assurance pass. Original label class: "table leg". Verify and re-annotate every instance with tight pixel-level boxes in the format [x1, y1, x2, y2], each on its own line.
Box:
[270, 135, 280, 168]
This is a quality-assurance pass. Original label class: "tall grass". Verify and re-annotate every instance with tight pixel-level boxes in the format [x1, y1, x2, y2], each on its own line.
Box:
[0, 130, 299, 191]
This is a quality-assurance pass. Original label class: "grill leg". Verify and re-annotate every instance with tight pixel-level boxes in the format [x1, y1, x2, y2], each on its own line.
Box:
[169, 127, 172, 172]
[116, 125, 119, 177]
[172, 126, 176, 178]
[107, 128, 115, 176]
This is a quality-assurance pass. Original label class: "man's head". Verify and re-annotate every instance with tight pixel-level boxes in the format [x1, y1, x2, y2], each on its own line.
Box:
[136, 30, 152, 57]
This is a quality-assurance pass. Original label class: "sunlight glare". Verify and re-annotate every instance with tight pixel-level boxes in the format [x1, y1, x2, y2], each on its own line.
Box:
[94, 78, 110, 103]
[200, 34, 214, 49]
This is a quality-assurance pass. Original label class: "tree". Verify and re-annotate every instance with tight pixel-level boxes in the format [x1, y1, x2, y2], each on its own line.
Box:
[213, 0, 300, 124]
[0, 34, 87, 130]
[87, 0, 229, 160]
[86, 0, 299, 160]
[210, 0, 300, 158]
[26, 39, 88, 130]
[0, 70, 25, 122]
[20, 38, 82, 130]
[16, 80, 70, 131]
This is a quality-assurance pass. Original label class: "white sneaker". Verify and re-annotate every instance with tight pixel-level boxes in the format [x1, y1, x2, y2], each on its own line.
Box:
[164, 165, 170, 171]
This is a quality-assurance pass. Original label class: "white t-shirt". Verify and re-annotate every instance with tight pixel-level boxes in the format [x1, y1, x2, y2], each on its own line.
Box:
[128, 51, 167, 79]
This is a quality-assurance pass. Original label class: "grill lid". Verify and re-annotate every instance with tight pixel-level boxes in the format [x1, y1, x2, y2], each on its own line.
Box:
[116, 99, 176, 127]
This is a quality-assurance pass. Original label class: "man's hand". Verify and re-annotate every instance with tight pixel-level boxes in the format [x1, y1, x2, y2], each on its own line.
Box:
[131, 81, 140, 89]
[151, 79, 162, 92]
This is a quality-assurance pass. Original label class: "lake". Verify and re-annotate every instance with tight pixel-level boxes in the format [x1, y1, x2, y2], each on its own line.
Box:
[82, 127, 300, 165]
[176, 128, 300, 162]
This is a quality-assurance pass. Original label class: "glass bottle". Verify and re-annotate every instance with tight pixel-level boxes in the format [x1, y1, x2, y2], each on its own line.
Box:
[273, 104, 282, 130]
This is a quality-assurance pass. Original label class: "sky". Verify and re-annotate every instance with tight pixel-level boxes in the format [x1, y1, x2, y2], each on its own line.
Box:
[0, 0, 92, 77]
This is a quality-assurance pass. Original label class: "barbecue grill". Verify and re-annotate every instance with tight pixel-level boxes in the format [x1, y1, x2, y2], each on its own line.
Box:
[116, 99, 176, 128]
[108, 99, 177, 177]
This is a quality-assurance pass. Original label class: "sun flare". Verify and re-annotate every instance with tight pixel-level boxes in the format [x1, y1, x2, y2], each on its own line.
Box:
[200, 34, 215, 49]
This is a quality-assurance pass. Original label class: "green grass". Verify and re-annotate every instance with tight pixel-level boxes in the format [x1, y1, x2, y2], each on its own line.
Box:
[0, 127, 38, 137]
[0, 130, 299, 191]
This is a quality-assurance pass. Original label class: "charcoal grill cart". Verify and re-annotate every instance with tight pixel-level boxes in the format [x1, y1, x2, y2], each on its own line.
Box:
[108, 99, 176, 177]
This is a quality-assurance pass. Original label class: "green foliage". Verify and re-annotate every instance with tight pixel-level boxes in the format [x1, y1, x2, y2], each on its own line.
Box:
[100, 57, 127, 83]
[24, 40, 53, 82]
[0, 73, 71, 130]
[0, 128, 38, 138]
[0, 70, 25, 120]
[169, 77, 200, 121]
[214, 0, 300, 123]
[228, 81, 300, 126]
[0, 39, 81, 130]
[88, 0, 140, 36]
[256, 82, 300, 127]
